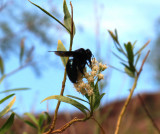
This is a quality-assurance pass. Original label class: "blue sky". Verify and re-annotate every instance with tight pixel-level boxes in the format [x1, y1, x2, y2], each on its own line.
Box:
[1, 0, 160, 115]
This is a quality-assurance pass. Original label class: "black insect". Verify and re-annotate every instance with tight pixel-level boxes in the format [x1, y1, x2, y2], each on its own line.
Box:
[53, 48, 93, 83]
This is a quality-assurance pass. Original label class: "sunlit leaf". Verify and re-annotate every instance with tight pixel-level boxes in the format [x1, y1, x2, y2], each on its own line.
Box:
[41, 95, 90, 115]
[0, 113, 15, 133]
[28, 0, 70, 33]
[63, 0, 76, 36]
[24, 113, 38, 126]
[67, 95, 89, 104]
[20, 38, 25, 64]
[0, 96, 16, 118]
[0, 56, 4, 75]
[57, 40, 68, 66]
[0, 88, 30, 94]
[0, 94, 15, 104]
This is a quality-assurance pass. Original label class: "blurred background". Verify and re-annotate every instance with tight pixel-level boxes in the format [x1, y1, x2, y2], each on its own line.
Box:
[0, 0, 160, 116]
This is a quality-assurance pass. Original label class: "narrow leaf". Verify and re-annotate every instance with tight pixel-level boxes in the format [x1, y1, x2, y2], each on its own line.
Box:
[124, 67, 135, 77]
[132, 40, 137, 48]
[112, 51, 127, 62]
[0, 113, 15, 133]
[24, 120, 37, 129]
[28, 0, 70, 33]
[135, 40, 150, 56]
[0, 56, 4, 75]
[0, 94, 15, 104]
[41, 95, 90, 115]
[67, 95, 89, 104]
[24, 113, 38, 126]
[125, 42, 134, 67]
[0, 88, 30, 94]
[57, 40, 68, 66]
[0, 75, 6, 85]
[20, 38, 25, 64]
[0, 96, 16, 118]
[38, 113, 47, 127]
[63, 0, 76, 35]
[93, 93, 105, 110]
[135, 53, 141, 67]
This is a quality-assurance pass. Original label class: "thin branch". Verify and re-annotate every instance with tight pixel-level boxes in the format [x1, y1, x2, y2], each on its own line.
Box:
[43, 2, 74, 134]
[138, 94, 160, 134]
[137, 50, 150, 76]
[114, 50, 150, 134]
[114, 75, 138, 134]
[51, 117, 84, 133]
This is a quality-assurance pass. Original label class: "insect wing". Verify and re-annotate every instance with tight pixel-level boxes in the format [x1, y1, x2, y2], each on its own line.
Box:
[54, 51, 75, 57]
[66, 59, 78, 83]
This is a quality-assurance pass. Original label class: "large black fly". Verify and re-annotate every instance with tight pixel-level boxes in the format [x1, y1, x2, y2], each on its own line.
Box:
[52, 48, 93, 83]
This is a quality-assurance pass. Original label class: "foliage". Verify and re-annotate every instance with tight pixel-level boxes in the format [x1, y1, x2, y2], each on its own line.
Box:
[0, 0, 154, 134]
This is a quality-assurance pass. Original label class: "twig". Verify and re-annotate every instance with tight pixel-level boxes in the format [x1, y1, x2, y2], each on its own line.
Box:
[138, 94, 160, 134]
[43, 2, 74, 134]
[137, 50, 150, 76]
[114, 50, 150, 134]
[51, 117, 84, 133]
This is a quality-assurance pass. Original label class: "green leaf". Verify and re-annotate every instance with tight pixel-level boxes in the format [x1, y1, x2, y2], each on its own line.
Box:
[124, 42, 134, 67]
[0, 56, 4, 75]
[0, 94, 15, 104]
[112, 51, 127, 62]
[24, 113, 38, 126]
[0, 113, 15, 133]
[132, 40, 137, 49]
[20, 38, 25, 64]
[67, 95, 89, 104]
[38, 113, 47, 127]
[91, 81, 100, 110]
[63, 0, 76, 36]
[135, 53, 141, 67]
[28, 0, 70, 33]
[0, 75, 6, 85]
[124, 66, 135, 77]
[57, 40, 68, 66]
[24, 120, 37, 129]
[93, 93, 105, 110]
[0, 96, 16, 118]
[41, 95, 90, 115]
[0, 88, 30, 94]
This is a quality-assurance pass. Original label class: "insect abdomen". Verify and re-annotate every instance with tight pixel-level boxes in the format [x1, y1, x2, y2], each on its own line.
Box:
[66, 59, 78, 83]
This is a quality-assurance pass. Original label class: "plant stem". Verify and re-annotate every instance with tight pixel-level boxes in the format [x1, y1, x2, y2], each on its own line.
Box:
[114, 75, 138, 134]
[43, 2, 74, 134]
[114, 50, 150, 134]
